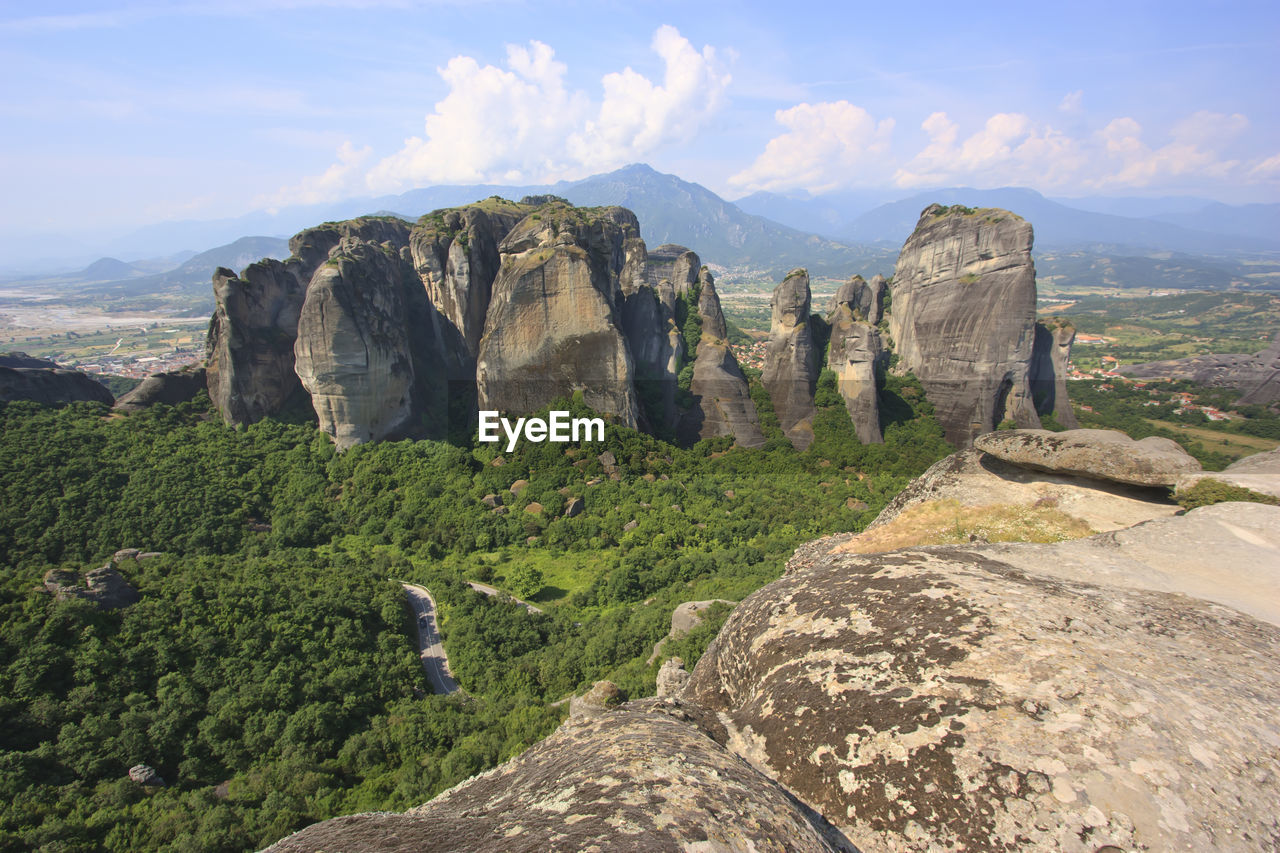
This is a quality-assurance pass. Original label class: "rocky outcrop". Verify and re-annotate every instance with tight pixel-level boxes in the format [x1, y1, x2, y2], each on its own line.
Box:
[1117, 330, 1280, 405]
[0, 352, 58, 369]
[294, 234, 450, 449]
[264, 702, 848, 853]
[410, 201, 529, 362]
[762, 269, 819, 449]
[1175, 445, 1280, 500]
[477, 202, 640, 428]
[205, 259, 309, 425]
[827, 274, 887, 325]
[889, 205, 1042, 447]
[827, 283, 885, 444]
[114, 367, 207, 411]
[687, 503, 1280, 851]
[644, 243, 700, 296]
[622, 241, 686, 434]
[43, 565, 139, 609]
[679, 271, 765, 448]
[1029, 321, 1078, 427]
[974, 428, 1201, 487]
[0, 365, 114, 406]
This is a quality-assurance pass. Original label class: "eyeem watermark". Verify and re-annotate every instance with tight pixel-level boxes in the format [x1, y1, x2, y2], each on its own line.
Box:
[478, 410, 605, 452]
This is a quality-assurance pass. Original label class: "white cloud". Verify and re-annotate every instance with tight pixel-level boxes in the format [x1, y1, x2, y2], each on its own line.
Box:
[256, 142, 373, 211]
[727, 101, 895, 194]
[1058, 90, 1083, 113]
[269, 26, 730, 203]
[1089, 110, 1248, 189]
[894, 111, 1085, 189]
[1251, 152, 1280, 179]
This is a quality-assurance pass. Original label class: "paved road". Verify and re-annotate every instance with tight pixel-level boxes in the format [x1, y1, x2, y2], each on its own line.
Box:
[467, 580, 544, 614]
[401, 583, 461, 695]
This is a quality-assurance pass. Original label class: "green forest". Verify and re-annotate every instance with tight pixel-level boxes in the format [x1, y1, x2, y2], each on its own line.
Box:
[0, 370, 954, 852]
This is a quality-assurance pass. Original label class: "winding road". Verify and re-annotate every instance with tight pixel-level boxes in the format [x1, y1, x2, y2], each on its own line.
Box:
[401, 583, 461, 695]
[467, 580, 545, 614]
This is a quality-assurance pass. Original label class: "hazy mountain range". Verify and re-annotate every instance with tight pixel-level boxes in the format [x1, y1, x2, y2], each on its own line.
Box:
[5, 164, 1278, 299]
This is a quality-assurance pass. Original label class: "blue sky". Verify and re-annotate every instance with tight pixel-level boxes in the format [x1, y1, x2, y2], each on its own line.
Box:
[2, 0, 1277, 245]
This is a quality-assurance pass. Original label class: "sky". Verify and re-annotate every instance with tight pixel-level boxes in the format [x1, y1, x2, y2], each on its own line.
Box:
[1, 0, 1278, 254]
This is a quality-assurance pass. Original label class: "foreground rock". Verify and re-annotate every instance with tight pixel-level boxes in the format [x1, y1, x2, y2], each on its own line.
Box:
[264, 703, 848, 853]
[1118, 330, 1280, 405]
[688, 503, 1280, 851]
[0, 364, 114, 406]
[762, 269, 819, 449]
[1175, 445, 1280, 500]
[974, 428, 1201, 487]
[114, 367, 207, 411]
[889, 205, 1044, 447]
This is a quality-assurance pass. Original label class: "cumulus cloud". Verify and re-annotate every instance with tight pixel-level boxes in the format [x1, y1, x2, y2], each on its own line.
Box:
[1058, 90, 1083, 113]
[257, 141, 372, 211]
[1089, 110, 1248, 189]
[727, 101, 895, 194]
[270, 26, 729, 204]
[894, 111, 1086, 189]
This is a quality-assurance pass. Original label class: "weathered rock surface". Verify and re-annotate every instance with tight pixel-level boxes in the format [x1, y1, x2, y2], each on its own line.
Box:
[763, 269, 819, 449]
[294, 236, 438, 449]
[1118, 330, 1280, 405]
[828, 274, 887, 325]
[1175, 445, 1280, 500]
[863, 448, 1180, 545]
[827, 285, 885, 444]
[114, 367, 207, 411]
[1029, 320, 1079, 428]
[43, 565, 140, 609]
[410, 201, 529, 362]
[679, 271, 765, 448]
[264, 703, 847, 853]
[644, 243, 700, 296]
[656, 657, 691, 698]
[687, 504, 1280, 851]
[889, 205, 1042, 447]
[205, 258, 309, 425]
[0, 365, 114, 406]
[974, 428, 1201, 487]
[128, 764, 164, 786]
[477, 202, 640, 427]
[622, 242, 684, 433]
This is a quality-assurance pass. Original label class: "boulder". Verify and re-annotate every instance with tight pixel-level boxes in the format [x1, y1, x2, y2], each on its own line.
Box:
[43, 565, 139, 610]
[762, 269, 819, 449]
[687, 504, 1280, 851]
[564, 496, 584, 518]
[128, 764, 163, 786]
[974, 428, 1201, 487]
[889, 205, 1042, 447]
[0, 366, 114, 406]
[568, 680, 623, 719]
[114, 367, 207, 411]
[263, 703, 846, 853]
[656, 657, 691, 698]
[476, 202, 640, 427]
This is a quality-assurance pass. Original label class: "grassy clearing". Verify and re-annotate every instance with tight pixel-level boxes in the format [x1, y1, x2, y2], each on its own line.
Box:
[1146, 419, 1279, 459]
[837, 499, 1095, 554]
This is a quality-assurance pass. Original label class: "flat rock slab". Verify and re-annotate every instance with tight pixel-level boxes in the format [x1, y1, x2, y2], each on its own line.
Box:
[688, 504, 1280, 852]
[975, 428, 1201, 487]
[264, 703, 846, 852]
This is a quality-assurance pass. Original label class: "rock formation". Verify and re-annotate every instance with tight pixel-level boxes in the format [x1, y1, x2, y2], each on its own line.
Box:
[974, 428, 1200, 487]
[205, 259, 309, 425]
[762, 269, 819, 449]
[0, 352, 59, 369]
[43, 564, 140, 609]
[477, 202, 641, 428]
[1117, 329, 1280, 405]
[409, 200, 529, 362]
[264, 702, 849, 853]
[0, 362, 114, 405]
[678, 270, 765, 448]
[826, 282, 885, 444]
[827, 274, 886, 325]
[114, 367, 207, 411]
[686, 503, 1280, 851]
[889, 205, 1044, 447]
[644, 243, 700, 296]
[1175, 444, 1280, 500]
[622, 243, 690, 434]
[1029, 320, 1079, 427]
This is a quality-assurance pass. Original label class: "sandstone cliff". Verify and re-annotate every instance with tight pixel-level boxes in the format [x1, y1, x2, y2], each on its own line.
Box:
[679, 270, 765, 448]
[889, 205, 1042, 447]
[762, 269, 819, 449]
[1030, 320, 1079, 428]
[476, 201, 640, 427]
[827, 282, 885, 444]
